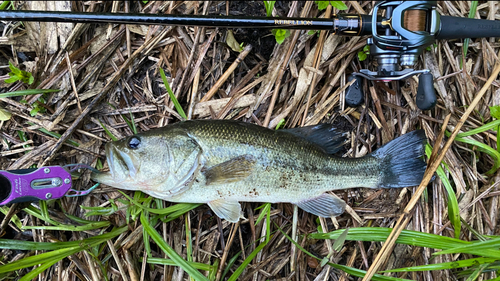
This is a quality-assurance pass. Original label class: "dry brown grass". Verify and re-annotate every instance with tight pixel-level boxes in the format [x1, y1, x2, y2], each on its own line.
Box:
[0, 1, 499, 280]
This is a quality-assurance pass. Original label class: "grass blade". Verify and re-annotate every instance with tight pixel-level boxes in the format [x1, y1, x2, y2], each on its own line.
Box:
[128, 111, 137, 134]
[382, 257, 497, 272]
[310, 227, 500, 258]
[466, 263, 489, 281]
[0, 246, 81, 273]
[140, 212, 209, 281]
[0, 206, 23, 229]
[227, 239, 268, 281]
[279, 226, 410, 281]
[254, 203, 270, 226]
[425, 144, 461, 238]
[0, 89, 59, 98]
[221, 253, 239, 280]
[455, 120, 500, 138]
[453, 135, 500, 175]
[28, 123, 80, 147]
[159, 67, 186, 119]
[98, 119, 118, 141]
[0, 1, 11, 10]
[434, 237, 500, 258]
[0, 226, 126, 275]
[19, 256, 62, 281]
[228, 203, 271, 281]
[119, 190, 200, 216]
[147, 257, 212, 271]
[22, 221, 110, 231]
[462, 1, 478, 67]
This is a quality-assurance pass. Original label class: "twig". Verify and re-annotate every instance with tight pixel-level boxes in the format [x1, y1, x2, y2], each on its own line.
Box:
[107, 240, 129, 281]
[300, 5, 332, 126]
[38, 27, 172, 167]
[262, 1, 305, 127]
[290, 205, 299, 273]
[200, 44, 253, 102]
[124, 0, 132, 75]
[216, 222, 240, 281]
[124, 250, 140, 281]
[368, 85, 392, 143]
[216, 63, 263, 119]
[176, 25, 203, 98]
[186, 30, 216, 88]
[65, 51, 82, 114]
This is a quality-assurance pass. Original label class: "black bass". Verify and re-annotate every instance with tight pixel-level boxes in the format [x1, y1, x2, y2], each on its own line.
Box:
[91, 120, 427, 222]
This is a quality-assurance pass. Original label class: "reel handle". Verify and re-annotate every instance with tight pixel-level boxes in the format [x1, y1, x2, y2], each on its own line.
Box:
[345, 71, 437, 110]
[416, 72, 437, 110]
[345, 75, 364, 108]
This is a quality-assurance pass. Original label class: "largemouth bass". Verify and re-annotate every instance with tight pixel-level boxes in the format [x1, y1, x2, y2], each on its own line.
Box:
[91, 120, 427, 222]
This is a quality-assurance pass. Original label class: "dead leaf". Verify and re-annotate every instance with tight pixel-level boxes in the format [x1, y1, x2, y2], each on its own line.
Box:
[194, 94, 256, 117]
[0, 107, 11, 121]
[226, 30, 242, 52]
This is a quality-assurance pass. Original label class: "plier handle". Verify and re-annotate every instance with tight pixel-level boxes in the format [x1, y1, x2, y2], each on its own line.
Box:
[0, 164, 98, 205]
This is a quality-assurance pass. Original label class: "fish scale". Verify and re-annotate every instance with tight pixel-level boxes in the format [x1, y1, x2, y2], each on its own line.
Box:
[92, 120, 427, 222]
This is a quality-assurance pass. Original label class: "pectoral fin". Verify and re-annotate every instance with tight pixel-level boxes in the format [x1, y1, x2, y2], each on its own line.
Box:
[208, 199, 243, 223]
[296, 193, 346, 217]
[203, 155, 256, 185]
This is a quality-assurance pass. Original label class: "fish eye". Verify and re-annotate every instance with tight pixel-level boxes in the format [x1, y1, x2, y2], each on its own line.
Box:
[128, 136, 141, 149]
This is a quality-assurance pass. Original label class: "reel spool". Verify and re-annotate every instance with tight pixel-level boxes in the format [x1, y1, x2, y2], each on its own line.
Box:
[346, 1, 439, 110]
[403, 9, 427, 32]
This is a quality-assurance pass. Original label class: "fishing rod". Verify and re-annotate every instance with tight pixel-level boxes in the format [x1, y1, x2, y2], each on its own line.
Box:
[0, 1, 500, 111]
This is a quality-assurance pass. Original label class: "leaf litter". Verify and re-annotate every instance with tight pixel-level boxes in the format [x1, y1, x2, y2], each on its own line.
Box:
[0, 1, 499, 280]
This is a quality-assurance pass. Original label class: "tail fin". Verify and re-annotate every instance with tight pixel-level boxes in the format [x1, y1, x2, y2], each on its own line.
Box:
[372, 130, 427, 188]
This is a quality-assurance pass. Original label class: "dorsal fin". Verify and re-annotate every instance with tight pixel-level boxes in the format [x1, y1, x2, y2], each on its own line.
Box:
[281, 124, 346, 154]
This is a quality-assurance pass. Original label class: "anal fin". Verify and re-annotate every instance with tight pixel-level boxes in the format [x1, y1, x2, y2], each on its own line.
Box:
[296, 193, 346, 217]
[208, 199, 243, 223]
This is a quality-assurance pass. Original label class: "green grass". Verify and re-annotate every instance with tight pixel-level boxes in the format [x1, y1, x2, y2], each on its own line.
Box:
[310, 227, 500, 276]
[462, 1, 478, 68]
[425, 144, 461, 239]
[27, 122, 80, 147]
[98, 119, 118, 141]
[227, 203, 271, 281]
[141, 212, 210, 281]
[160, 67, 186, 119]
[0, 226, 128, 277]
[446, 119, 500, 175]
[0, 1, 11, 10]
[0, 89, 59, 98]
[22, 203, 110, 231]
[284, 226, 411, 281]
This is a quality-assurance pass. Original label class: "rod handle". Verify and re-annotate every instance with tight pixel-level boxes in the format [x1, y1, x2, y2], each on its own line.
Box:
[437, 16, 500, 40]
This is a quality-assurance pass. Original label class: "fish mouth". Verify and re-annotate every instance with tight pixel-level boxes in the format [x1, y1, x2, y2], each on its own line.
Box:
[91, 143, 138, 185]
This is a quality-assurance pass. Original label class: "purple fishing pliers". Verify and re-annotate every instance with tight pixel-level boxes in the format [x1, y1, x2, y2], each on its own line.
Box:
[0, 164, 98, 205]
